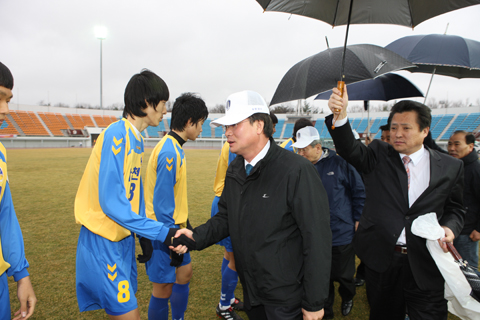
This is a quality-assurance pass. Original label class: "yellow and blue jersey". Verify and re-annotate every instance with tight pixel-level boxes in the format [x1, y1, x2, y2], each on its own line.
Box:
[280, 137, 297, 153]
[213, 142, 237, 197]
[145, 133, 188, 228]
[75, 119, 168, 242]
[0, 142, 29, 281]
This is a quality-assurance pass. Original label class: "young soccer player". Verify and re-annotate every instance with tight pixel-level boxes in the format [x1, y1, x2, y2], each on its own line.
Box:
[142, 93, 208, 320]
[0, 62, 37, 320]
[75, 70, 192, 320]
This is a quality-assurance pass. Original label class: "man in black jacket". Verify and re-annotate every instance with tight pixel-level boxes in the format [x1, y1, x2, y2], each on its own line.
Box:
[174, 90, 332, 320]
[448, 130, 480, 275]
[327, 87, 464, 320]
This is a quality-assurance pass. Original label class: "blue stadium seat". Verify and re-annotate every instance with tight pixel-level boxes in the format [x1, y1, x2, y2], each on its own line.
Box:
[215, 126, 223, 138]
[283, 123, 294, 139]
[274, 119, 284, 139]
[201, 120, 212, 138]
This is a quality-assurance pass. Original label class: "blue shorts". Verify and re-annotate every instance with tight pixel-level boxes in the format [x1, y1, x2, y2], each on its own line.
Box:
[76, 226, 137, 315]
[0, 273, 10, 320]
[211, 196, 233, 252]
[145, 240, 191, 283]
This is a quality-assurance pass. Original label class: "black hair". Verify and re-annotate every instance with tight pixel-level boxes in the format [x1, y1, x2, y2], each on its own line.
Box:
[170, 93, 209, 132]
[269, 111, 278, 125]
[123, 69, 169, 119]
[293, 118, 314, 139]
[387, 100, 431, 131]
[452, 130, 475, 145]
[0, 62, 14, 89]
[249, 113, 273, 138]
[379, 124, 390, 132]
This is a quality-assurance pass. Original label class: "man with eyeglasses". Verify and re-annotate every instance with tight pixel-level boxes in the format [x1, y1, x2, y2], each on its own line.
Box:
[173, 90, 332, 320]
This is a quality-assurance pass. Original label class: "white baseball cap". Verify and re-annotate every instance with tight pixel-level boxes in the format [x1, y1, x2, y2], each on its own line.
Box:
[292, 126, 320, 149]
[212, 90, 270, 127]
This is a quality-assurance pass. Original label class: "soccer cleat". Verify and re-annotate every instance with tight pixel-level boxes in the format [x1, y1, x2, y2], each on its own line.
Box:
[231, 297, 245, 311]
[216, 304, 243, 320]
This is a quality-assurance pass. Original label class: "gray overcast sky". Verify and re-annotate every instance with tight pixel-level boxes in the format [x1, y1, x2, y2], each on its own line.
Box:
[3, 0, 480, 111]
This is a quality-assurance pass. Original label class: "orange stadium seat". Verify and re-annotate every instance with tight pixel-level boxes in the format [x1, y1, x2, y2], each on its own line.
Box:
[10, 111, 49, 136]
[38, 112, 71, 136]
[0, 116, 20, 135]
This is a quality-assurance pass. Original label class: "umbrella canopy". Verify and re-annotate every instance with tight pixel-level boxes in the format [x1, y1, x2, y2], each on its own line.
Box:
[269, 44, 414, 106]
[256, 0, 480, 28]
[385, 34, 480, 79]
[315, 73, 424, 101]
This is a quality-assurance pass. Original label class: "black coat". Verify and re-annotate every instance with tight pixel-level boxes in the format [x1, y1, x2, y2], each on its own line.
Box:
[459, 149, 480, 235]
[193, 139, 332, 311]
[326, 115, 465, 291]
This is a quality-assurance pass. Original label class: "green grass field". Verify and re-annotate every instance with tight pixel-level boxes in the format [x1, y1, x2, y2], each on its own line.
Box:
[6, 147, 460, 319]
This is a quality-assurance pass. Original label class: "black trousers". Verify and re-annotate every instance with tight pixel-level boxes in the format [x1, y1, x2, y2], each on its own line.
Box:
[365, 251, 447, 320]
[324, 243, 356, 313]
[245, 304, 303, 320]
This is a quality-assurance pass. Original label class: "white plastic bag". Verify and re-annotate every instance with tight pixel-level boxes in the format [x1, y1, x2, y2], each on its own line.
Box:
[411, 213, 480, 320]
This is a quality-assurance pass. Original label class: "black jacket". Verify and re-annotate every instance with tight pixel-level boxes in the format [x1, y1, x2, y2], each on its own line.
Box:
[326, 115, 465, 291]
[460, 149, 480, 235]
[193, 139, 332, 311]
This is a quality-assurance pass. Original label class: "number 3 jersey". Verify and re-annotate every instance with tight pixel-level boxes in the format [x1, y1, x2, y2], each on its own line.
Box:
[75, 118, 167, 242]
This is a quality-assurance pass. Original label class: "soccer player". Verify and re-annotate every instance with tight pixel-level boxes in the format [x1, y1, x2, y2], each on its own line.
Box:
[0, 62, 37, 320]
[75, 69, 192, 320]
[143, 93, 208, 320]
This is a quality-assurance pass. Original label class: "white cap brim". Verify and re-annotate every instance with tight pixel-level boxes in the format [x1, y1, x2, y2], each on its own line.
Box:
[292, 138, 314, 149]
[211, 111, 253, 127]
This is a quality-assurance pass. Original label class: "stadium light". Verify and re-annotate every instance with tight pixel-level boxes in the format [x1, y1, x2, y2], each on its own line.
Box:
[94, 26, 107, 111]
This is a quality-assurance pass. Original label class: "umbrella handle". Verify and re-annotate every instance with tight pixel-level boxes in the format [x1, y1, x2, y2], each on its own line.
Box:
[446, 242, 462, 262]
[332, 81, 345, 130]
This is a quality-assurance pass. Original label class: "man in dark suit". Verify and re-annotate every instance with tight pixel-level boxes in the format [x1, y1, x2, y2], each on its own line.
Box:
[326, 87, 465, 320]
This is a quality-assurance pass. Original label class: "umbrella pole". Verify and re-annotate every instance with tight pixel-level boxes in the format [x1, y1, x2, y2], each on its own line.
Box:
[332, 0, 354, 130]
[423, 66, 437, 105]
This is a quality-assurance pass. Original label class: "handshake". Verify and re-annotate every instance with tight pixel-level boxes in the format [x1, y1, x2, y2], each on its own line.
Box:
[137, 227, 196, 267]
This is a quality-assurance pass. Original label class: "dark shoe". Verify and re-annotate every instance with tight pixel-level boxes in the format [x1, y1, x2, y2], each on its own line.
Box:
[216, 304, 243, 320]
[354, 278, 365, 287]
[231, 297, 245, 311]
[341, 300, 353, 316]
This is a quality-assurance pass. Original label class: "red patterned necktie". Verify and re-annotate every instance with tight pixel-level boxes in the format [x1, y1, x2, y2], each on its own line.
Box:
[402, 156, 411, 189]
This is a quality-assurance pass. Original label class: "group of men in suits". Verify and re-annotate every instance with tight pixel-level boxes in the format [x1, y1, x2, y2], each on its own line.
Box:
[328, 87, 465, 320]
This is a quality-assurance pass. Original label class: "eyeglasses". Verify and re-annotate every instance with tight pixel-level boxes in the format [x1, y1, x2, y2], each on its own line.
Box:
[223, 119, 249, 132]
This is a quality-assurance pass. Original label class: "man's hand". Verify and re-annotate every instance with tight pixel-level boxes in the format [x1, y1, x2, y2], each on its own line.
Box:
[328, 87, 348, 121]
[13, 276, 36, 320]
[168, 228, 196, 254]
[355, 221, 359, 232]
[302, 308, 324, 320]
[137, 237, 153, 263]
[470, 230, 480, 242]
[438, 226, 455, 253]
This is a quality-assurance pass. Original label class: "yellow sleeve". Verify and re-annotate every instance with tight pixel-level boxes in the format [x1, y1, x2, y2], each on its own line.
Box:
[213, 142, 230, 197]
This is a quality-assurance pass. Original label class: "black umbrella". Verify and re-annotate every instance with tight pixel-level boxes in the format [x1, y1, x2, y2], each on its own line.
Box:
[256, 0, 480, 96]
[385, 34, 480, 102]
[315, 73, 423, 136]
[315, 73, 424, 102]
[269, 44, 414, 106]
[446, 242, 480, 303]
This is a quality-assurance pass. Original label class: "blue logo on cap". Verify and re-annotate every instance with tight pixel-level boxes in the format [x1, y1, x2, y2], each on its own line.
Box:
[226, 100, 231, 111]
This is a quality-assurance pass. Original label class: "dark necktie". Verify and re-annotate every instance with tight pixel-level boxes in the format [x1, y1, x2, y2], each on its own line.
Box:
[402, 156, 411, 189]
[246, 164, 253, 176]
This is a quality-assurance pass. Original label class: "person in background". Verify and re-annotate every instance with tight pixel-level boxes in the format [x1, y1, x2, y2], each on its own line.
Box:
[448, 130, 480, 275]
[0, 61, 37, 320]
[142, 93, 208, 320]
[279, 118, 313, 153]
[293, 126, 365, 319]
[327, 87, 465, 320]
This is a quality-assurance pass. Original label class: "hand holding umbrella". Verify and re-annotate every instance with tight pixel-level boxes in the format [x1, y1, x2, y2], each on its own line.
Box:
[328, 86, 349, 128]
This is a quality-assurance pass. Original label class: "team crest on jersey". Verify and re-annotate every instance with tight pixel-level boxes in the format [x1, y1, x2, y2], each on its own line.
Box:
[0, 167, 3, 184]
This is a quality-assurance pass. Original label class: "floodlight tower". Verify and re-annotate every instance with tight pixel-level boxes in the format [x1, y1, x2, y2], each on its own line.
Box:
[94, 26, 107, 110]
